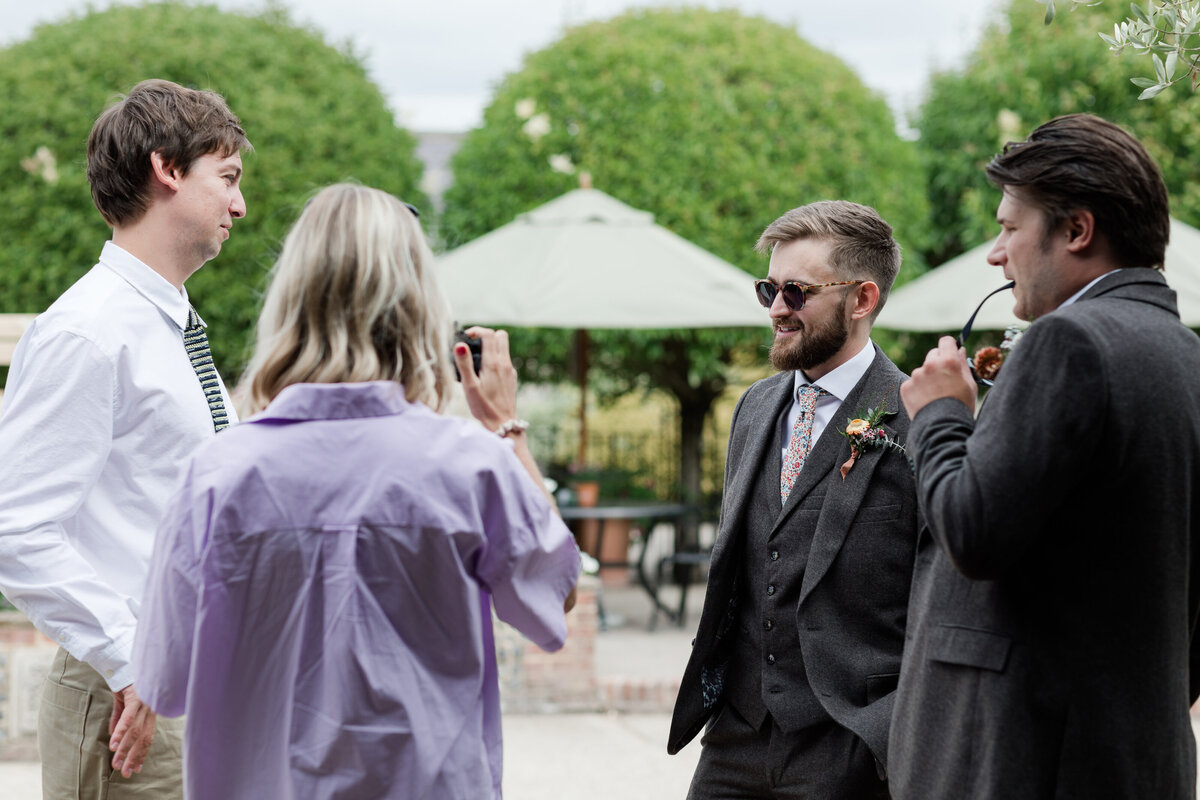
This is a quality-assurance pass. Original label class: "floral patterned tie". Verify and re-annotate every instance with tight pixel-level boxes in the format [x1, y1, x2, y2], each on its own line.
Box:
[781, 384, 826, 503]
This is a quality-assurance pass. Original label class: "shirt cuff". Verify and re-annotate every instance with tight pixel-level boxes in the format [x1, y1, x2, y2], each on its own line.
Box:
[89, 631, 136, 691]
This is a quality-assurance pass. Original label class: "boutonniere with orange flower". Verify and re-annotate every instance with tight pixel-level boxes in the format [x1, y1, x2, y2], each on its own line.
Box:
[972, 326, 1025, 383]
[839, 399, 905, 480]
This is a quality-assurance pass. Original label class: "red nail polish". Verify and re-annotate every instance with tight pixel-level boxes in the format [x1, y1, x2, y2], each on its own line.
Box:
[455, 343, 468, 355]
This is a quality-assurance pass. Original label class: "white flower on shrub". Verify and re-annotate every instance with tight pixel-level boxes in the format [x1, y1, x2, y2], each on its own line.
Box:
[523, 113, 551, 141]
[997, 109, 1022, 141]
[20, 146, 59, 185]
[515, 98, 537, 119]
[548, 154, 575, 174]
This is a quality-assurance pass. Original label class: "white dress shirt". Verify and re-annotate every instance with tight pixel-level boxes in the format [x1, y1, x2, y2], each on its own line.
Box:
[1059, 270, 1122, 310]
[782, 339, 876, 460]
[0, 242, 236, 690]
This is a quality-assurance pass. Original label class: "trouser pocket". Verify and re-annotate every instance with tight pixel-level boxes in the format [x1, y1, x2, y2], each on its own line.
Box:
[38, 674, 94, 799]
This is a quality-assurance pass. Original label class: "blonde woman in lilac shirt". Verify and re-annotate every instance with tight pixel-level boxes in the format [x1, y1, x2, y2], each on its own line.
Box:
[132, 183, 581, 799]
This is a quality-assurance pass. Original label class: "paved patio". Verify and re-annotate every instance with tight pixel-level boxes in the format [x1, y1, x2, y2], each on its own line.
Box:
[5, 583, 1198, 798]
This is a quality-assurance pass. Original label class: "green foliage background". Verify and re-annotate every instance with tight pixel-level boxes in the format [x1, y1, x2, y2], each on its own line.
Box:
[441, 8, 930, 499]
[443, 9, 929, 264]
[917, 0, 1200, 267]
[0, 2, 426, 379]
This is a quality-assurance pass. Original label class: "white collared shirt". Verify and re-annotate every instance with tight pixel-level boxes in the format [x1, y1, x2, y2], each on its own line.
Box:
[782, 339, 876, 460]
[1058, 269, 1122, 311]
[0, 241, 236, 689]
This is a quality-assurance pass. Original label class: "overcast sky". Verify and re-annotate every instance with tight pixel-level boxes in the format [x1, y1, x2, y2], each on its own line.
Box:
[2, 0, 1004, 131]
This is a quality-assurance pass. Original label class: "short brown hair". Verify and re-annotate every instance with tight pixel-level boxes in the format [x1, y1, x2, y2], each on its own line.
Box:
[756, 200, 902, 317]
[986, 113, 1169, 270]
[86, 79, 251, 227]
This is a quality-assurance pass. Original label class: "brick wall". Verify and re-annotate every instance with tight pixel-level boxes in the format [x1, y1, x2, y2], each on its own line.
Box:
[495, 575, 602, 713]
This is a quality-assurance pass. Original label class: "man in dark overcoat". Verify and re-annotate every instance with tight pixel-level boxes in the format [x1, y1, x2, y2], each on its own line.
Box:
[891, 113, 1200, 800]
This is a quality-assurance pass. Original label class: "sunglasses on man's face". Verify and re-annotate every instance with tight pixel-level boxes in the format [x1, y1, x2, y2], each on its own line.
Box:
[754, 279, 864, 311]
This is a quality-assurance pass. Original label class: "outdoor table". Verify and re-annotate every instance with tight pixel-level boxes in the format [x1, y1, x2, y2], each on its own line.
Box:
[559, 502, 703, 629]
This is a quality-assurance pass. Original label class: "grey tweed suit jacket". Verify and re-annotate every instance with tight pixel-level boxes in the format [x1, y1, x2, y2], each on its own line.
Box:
[889, 269, 1200, 800]
[668, 344, 919, 767]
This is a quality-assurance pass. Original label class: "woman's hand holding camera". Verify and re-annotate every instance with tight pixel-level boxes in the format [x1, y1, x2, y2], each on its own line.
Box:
[453, 327, 522, 436]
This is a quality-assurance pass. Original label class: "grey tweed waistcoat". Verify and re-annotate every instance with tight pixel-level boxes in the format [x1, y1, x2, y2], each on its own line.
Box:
[725, 410, 829, 733]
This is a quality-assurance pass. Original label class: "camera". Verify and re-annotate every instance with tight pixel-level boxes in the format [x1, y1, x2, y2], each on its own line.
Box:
[453, 329, 483, 381]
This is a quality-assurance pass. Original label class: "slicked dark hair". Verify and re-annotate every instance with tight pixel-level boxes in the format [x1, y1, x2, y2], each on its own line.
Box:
[86, 79, 251, 227]
[986, 113, 1169, 270]
[756, 200, 901, 319]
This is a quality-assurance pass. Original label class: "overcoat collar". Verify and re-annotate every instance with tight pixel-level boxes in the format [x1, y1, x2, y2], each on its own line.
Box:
[1076, 267, 1179, 317]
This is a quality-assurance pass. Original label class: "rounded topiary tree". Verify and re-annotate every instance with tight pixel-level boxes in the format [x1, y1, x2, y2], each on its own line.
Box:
[441, 7, 929, 507]
[917, 0, 1200, 267]
[0, 2, 426, 377]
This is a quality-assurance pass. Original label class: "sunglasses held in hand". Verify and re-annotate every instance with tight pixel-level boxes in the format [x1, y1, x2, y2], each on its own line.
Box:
[957, 281, 1017, 387]
[754, 279, 865, 311]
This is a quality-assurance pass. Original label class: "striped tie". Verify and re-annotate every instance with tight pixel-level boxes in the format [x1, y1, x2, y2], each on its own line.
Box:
[184, 307, 229, 432]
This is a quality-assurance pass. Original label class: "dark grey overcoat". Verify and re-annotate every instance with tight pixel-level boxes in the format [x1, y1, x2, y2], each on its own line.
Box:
[889, 269, 1200, 799]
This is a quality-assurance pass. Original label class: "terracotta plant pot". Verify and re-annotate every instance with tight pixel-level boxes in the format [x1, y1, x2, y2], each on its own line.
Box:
[572, 480, 600, 508]
[577, 518, 632, 586]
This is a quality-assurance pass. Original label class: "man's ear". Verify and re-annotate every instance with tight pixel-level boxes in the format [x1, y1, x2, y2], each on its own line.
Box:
[850, 280, 880, 321]
[149, 151, 181, 192]
[1063, 208, 1096, 253]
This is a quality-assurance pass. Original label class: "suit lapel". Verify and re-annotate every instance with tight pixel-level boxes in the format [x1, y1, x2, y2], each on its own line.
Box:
[711, 373, 794, 561]
[782, 348, 903, 604]
[799, 430, 889, 605]
[744, 375, 794, 515]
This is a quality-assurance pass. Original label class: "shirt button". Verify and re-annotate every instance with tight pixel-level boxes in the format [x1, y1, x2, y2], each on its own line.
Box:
[767, 584, 775, 596]
[770, 550, 779, 561]
[763, 619, 774, 631]
[766, 654, 776, 665]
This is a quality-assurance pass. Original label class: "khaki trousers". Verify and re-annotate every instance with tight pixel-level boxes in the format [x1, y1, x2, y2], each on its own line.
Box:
[39, 647, 184, 799]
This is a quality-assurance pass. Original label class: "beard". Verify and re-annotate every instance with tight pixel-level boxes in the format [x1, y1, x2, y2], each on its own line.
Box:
[768, 296, 851, 373]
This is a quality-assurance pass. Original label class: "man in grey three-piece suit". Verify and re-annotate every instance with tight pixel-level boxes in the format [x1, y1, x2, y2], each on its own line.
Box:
[669, 201, 919, 799]
[891, 114, 1200, 799]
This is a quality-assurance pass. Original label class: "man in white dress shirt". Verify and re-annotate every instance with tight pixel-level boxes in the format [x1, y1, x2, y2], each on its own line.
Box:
[0, 79, 249, 798]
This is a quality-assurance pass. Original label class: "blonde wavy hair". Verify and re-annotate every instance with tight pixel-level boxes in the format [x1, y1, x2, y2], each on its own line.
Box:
[241, 183, 455, 415]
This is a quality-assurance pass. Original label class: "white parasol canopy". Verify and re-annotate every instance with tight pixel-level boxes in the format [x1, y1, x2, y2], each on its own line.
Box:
[437, 188, 767, 329]
[876, 217, 1200, 331]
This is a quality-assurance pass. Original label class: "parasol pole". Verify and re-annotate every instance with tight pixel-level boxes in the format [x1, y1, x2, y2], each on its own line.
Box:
[575, 328, 589, 466]
[574, 171, 595, 468]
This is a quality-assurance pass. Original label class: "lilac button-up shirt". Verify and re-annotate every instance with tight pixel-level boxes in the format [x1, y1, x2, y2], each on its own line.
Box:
[134, 381, 580, 799]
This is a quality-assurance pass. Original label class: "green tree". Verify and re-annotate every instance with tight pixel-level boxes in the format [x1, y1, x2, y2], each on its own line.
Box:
[0, 2, 426, 377]
[918, 0, 1200, 267]
[441, 8, 929, 509]
[1042, 0, 1200, 97]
